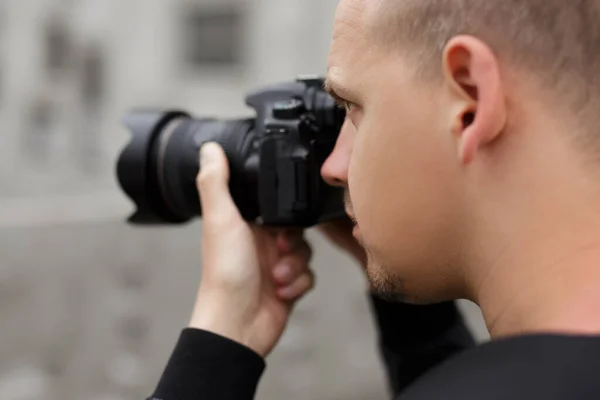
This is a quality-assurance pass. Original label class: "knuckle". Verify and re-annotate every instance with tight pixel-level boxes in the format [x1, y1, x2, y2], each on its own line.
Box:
[196, 167, 220, 188]
[287, 271, 315, 300]
[196, 171, 211, 189]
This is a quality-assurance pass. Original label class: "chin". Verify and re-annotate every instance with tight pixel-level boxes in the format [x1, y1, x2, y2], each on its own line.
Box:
[365, 255, 455, 305]
[365, 256, 408, 302]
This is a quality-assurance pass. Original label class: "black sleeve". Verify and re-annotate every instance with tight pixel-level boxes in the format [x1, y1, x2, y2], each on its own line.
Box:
[147, 328, 265, 400]
[368, 295, 476, 398]
[146, 302, 474, 400]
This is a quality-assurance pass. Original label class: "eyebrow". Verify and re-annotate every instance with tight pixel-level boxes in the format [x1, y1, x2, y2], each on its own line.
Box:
[324, 76, 350, 106]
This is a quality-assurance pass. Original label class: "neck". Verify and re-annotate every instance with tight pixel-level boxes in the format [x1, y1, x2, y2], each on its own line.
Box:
[466, 128, 600, 339]
[476, 235, 600, 339]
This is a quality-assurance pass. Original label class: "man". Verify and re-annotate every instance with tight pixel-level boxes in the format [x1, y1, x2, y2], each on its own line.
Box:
[147, 0, 600, 399]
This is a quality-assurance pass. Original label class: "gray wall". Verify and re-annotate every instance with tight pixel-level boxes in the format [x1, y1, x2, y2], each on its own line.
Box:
[0, 1, 489, 399]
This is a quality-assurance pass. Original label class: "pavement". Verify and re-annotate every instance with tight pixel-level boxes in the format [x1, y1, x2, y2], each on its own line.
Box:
[0, 219, 489, 400]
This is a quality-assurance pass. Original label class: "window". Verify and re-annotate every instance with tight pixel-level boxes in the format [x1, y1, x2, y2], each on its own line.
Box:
[78, 45, 105, 174]
[81, 44, 104, 103]
[44, 17, 71, 75]
[181, 7, 244, 67]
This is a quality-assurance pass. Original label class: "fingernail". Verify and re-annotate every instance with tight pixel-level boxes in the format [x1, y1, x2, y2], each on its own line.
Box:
[274, 264, 292, 282]
[200, 143, 216, 166]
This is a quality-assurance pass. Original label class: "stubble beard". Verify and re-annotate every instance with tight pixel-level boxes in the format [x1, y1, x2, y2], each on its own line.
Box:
[364, 247, 407, 303]
[345, 190, 407, 302]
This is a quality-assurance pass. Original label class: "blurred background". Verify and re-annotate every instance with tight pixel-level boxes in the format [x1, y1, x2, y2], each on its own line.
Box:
[0, 0, 489, 399]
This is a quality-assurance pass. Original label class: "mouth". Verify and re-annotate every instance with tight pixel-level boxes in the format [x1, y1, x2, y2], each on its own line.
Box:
[345, 209, 359, 236]
[345, 208, 357, 224]
[344, 193, 355, 221]
[344, 191, 358, 233]
[345, 208, 355, 221]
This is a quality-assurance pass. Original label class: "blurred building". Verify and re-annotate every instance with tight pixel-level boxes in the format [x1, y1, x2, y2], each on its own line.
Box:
[0, 0, 339, 220]
[0, 1, 488, 400]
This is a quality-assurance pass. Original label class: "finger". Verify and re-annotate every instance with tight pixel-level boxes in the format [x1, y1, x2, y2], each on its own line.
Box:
[318, 217, 356, 248]
[196, 143, 241, 224]
[318, 216, 355, 236]
[277, 229, 307, 254]
[272, 247, 312, 285]
[277, 270, 316, 301]
[252, 226, 279, 261]
[281, 227, 304, 237]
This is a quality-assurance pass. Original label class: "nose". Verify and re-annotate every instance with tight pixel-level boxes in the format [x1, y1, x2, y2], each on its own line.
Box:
[321, 119, 355, 187]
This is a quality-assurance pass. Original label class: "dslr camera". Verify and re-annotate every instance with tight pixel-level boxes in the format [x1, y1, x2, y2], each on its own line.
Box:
[116, 76, 346, 228]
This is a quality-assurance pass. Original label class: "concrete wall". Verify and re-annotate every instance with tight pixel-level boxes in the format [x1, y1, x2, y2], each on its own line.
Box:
[0, 1, 489, 399]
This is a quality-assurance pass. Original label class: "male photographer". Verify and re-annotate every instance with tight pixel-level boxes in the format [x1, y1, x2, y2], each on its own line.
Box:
[147, 0, 600, 399]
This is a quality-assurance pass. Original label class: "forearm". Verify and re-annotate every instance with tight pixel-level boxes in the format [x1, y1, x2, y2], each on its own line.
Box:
[147, 328, 265, 400]
[368, 295, 476, 396]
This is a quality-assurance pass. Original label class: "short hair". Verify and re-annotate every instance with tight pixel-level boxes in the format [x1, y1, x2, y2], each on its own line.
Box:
[372, 0, 600, 134]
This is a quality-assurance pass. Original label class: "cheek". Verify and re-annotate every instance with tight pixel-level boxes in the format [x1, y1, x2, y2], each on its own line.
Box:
[348, 99, 458, 264]
[348, 112, 399, 239]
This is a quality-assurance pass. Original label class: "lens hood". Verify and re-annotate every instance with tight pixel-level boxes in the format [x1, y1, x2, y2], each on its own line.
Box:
[116, 109, 190, 224]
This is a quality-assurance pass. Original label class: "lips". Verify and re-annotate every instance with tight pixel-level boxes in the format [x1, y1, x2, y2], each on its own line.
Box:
[344, 191, 357, 225]
[344, 206, 356, 223]
[345, 207, 354, 220]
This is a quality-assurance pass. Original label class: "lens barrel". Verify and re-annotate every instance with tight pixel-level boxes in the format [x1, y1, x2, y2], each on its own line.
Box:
[117, 110, 256, 224]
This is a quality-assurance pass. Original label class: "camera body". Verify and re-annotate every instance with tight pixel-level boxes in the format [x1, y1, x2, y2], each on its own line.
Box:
[117, 76, 347, 228]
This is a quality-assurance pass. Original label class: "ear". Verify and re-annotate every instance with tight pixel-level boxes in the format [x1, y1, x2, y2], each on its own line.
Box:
[442, 35, 507, 164]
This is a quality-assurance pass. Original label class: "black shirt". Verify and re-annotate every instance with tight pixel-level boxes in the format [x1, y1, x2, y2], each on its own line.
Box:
[146, 295, 600, 399]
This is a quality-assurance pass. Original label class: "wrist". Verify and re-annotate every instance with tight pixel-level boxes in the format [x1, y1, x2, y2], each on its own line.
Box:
[189, 295, 263, 356]
[189, 314, 245, 345]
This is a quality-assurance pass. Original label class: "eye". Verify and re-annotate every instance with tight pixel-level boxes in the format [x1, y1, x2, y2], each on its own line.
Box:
[344, 101, 356, 113]
[336, 100, 355, 113]
[332, 93, 357, 115]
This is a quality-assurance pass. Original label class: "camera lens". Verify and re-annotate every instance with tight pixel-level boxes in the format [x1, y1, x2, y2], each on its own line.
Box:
[117, 110, 258, 224]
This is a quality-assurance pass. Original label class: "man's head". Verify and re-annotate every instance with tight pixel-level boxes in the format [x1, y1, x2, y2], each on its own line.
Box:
[322, 0, 600, 304]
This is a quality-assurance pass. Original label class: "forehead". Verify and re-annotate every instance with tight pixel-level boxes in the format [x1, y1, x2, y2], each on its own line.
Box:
[327, 0, 383, 80]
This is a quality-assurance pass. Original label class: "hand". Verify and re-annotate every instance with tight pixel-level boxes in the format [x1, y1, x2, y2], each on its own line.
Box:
[189, 143, 315, 358]
[318, 216, 367, 269]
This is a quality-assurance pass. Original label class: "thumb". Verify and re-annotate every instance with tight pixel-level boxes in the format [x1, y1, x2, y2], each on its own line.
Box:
[196, 142, 240, 222]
